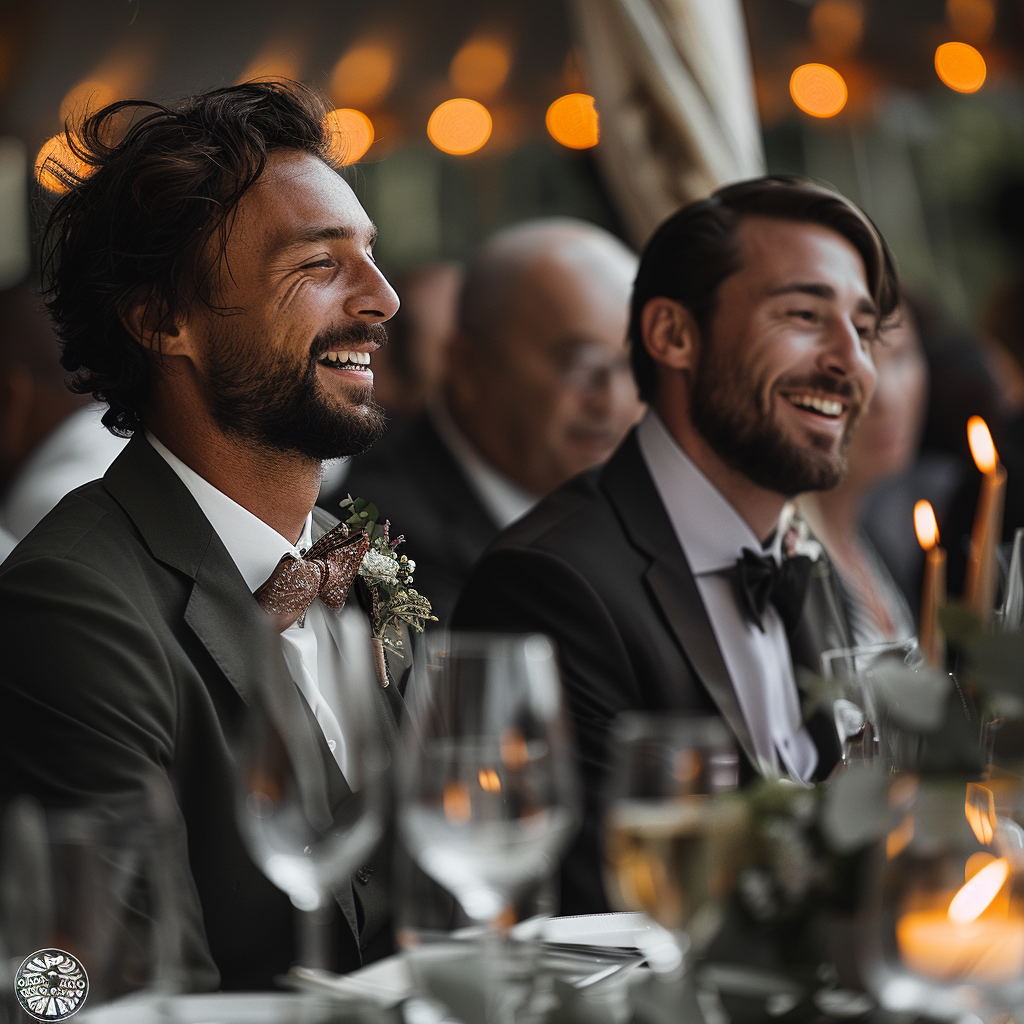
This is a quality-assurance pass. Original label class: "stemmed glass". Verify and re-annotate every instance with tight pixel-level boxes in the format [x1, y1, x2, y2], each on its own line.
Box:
[397, 632, 581, 1022]
[233, 650, 389, 973]
[603, 714, 741, 980]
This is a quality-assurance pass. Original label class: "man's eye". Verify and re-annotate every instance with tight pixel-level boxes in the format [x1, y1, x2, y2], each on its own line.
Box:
[301, 258, 334, 270]
[789, 309, 817, 322]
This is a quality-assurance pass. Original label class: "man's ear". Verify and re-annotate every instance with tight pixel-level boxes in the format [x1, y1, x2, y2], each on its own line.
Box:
[641, 297, 700, 374]
[121, 293, 193, 358]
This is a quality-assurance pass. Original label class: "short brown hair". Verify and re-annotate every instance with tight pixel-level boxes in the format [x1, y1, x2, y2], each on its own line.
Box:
[628, 176, 899, 403]
[41, 81, 332, 436]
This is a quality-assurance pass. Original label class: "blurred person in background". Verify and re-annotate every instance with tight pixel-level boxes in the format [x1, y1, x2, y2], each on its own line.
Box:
[366, 262, 463, 421]
[321, 218, 643, 623]
[798, 299, 927, 644]
[0, 283, 125, 554]
[861, 290, 1004, 605]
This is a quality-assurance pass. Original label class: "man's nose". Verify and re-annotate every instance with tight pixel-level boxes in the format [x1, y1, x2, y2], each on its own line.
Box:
[345, 260, 400, 323]
[820, 315, 876, 389]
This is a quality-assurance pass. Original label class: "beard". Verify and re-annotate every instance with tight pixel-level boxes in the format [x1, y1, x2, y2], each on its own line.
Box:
[201, 321, 388, 461]
[691, 344, 864, 497]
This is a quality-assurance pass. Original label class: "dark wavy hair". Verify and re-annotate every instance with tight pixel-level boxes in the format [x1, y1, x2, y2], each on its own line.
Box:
[40, 81, 333, 436]
[628, 176, 900, 403]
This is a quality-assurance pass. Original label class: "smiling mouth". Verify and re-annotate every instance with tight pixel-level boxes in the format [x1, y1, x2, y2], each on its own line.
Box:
[782, 391, 846, 420]
[316, 349, 372, 371]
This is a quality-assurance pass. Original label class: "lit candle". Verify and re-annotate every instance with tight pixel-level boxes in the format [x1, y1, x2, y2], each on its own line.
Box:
[914, 500, 946, 669]
[897, 857, 1024, 983]
[963, 416, 1007, 627]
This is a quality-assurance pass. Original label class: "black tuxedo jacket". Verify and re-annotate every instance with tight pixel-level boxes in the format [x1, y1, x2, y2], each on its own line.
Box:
[451, 430, 852, 915]
[320, 413, 500, 626]
[0, 434, 401, 990]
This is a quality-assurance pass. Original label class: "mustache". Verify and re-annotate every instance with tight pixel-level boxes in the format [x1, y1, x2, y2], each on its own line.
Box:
[775, 372, 864, 405]
[310, 322, 388, 360]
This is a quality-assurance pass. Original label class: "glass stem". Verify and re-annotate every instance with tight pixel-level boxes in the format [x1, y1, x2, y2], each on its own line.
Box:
[297, 902, 334, 971]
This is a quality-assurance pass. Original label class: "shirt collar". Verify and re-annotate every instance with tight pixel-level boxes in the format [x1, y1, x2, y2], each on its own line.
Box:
[635, 409, 776, 575]
[145, 430, 313, 593]
[430, 403, 537, 530]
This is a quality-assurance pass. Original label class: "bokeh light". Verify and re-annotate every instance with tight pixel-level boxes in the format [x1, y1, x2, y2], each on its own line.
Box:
[789, 63, 848, 117]
[934, 41, 987, 93]
[427, 99, 492, 156]
[324, 109, 375, 166]
[34, 134, 89, 193]
[330, 43, 394, 108]
[545, 93, 599, 149]
[59, 80, 116, 125]
[235, 41, 304, 86]
[449, 37, 510, 99]
[809, 0, 864, 57]
[946, 0, 996, 46]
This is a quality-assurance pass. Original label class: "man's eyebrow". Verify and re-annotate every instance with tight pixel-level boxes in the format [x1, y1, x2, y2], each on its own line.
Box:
[278, 223, 379, 250]
[769, 281, 878, 317]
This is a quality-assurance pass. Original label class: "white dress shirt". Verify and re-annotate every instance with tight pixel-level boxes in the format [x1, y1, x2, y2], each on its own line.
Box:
[147, 432, 374, 784]
[430, 403, 537, 530]
[0, 403, 127, 541]
[636, 411, 818, 781]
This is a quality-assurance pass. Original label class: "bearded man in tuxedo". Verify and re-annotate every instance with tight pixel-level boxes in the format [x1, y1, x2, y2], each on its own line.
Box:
[0, 83, 406, 988]
[452, 177, 899, 914]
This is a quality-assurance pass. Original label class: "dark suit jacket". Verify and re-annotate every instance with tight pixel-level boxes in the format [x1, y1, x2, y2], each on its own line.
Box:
[0, 434, 400, 990]
[320, 414, 500, 626]
[451, 430, 851, 915]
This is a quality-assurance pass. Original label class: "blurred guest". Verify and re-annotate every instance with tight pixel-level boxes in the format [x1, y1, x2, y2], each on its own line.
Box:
[322, 219, 642, 623]
[454, 178, 898, 913]
[0, 284, 125, 547]
[799, 301, 927, 644]
[1, 83, 403, 989]
[368, 262, 463, 420]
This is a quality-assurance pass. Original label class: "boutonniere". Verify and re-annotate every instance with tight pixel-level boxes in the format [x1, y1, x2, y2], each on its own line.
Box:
[340, 496, 437, 687]
[778, 502, 824, 563]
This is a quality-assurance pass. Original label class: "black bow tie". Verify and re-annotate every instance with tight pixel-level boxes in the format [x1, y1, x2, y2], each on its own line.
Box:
[731, 548, 813, 633]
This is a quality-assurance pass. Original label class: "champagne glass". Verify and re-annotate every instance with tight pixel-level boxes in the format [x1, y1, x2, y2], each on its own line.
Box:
[997, 528, 1024, 631]
[233, 652, 388, 973]
[860, 774, 1024, 1022]
[397, 632, 580, 1022]
[603, 714, 741, 980]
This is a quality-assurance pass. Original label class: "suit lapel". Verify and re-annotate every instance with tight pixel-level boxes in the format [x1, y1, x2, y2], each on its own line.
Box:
[599, 433, 759, 769]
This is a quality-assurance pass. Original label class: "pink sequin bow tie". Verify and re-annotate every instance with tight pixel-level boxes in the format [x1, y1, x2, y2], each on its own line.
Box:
[254, 523, 370, 632]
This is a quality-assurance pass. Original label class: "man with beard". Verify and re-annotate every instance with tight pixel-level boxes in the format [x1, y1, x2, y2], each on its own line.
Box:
[0, 83, 402, 988]
[452, 177, 898, 914]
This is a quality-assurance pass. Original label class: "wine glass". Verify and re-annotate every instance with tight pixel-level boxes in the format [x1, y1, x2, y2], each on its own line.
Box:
[397, 632, 581, 1022]
[997, 527, 1024, 631]
[233, 650, 389, 973]
[0, 788, 180, 1019]
[603, 714, 742, 980]
[860, 774, 1024, 1022]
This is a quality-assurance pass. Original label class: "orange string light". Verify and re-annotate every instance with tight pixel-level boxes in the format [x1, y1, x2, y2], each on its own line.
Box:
[427, 99, 492, 156]
[323, 109, 374, 166]
[789, 63, 848, 117]
[545, 93, 599, 149]
[934, 42, 987, 93]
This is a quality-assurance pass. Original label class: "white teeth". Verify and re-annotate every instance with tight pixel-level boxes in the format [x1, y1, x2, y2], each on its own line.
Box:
[788, 394, 843, 418]
[319, 349, 371, 367]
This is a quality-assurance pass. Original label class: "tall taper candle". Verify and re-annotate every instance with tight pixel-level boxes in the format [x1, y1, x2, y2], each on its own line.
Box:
[963, 417, 1007, 628]
[915, 500, 947, 668]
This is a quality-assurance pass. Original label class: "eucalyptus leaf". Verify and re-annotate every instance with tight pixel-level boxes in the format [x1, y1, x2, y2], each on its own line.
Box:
[868, 662, 951, 732]
[820, 764, 892, 852]
[967, 630, 1024, 697]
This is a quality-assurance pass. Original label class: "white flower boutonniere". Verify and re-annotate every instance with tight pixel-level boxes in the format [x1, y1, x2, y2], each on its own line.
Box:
[340, 495, 437, 687]
[778, 502, 824, 563]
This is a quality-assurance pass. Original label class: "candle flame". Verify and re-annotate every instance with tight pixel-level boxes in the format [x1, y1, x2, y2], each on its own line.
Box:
[500, 727, 529, 770]
[914, 500, 940, 550]
[965, 783, 997, 844]
[478, 767, 501, 792]
[968, 416, 999, 473]
[948, 857, 1010, 923]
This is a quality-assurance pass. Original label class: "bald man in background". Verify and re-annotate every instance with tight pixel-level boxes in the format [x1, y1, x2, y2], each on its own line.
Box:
[319, 219, 643, 623]
[0, 284, 125, 559]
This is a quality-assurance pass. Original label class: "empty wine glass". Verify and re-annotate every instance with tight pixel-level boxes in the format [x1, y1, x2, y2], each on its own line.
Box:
[603, 714, 741, 980]
[397, 632, 580, 1022]
[0, 788, 180, 1020]
[233, 651, 389, 972]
